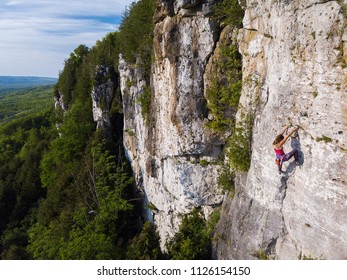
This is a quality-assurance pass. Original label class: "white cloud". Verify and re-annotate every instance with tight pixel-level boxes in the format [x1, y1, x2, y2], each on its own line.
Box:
[5, 1, 22, 6]
[0, 0, 135, 77]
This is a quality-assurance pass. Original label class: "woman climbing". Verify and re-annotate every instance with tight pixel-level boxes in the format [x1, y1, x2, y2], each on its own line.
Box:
[273, 125, 299, 174]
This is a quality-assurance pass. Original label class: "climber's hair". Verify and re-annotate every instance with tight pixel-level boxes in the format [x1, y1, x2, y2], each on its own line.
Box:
[273, 134, 284, 145]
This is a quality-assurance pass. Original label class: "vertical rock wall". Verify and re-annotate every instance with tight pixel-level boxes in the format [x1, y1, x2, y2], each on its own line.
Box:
[214, 0, 347, 259]
[91, 65, 117, 130]
[119, 0, 347, 258]
[119, 0, 225, 244]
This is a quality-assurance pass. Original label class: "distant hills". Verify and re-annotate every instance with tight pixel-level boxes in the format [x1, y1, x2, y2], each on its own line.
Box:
[0, 76, 57, 121]
[0, 76, 57, 93]
[0, 85, 54, 122]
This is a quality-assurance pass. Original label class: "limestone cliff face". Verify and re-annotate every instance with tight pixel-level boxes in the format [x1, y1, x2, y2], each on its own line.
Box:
[119, 0, 224, 243]
[91, 65, 117, 130]
[119, 0, 347, 258]
[214, 0, 347, 259]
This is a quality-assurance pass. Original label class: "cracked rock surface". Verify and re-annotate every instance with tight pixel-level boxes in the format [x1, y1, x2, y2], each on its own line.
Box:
[119, 0, 347, 258]
[119, 1, 224, 245]
[213, 0, 347, 259]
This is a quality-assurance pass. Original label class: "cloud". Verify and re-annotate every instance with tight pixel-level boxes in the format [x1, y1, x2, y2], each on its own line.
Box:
[0, 0, 135, 77]
[5, 1, 22, 6]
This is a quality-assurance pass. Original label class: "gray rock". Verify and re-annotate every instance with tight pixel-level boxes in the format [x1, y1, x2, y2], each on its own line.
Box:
[91, 65, 117, 129]
[119, 2, 224, 247]
[214, 0, 347, 259]
[119, 0, 347, 258]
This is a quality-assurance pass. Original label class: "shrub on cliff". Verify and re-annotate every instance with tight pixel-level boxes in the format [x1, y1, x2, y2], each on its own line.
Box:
[227, 114, 253, 172]
[206, 44, 242, 132]
[137, 85, 152, 125]
[213, 0, 244, 28]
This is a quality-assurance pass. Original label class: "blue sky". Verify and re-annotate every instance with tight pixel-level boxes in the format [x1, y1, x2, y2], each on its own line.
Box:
[0, 0, 135, 77]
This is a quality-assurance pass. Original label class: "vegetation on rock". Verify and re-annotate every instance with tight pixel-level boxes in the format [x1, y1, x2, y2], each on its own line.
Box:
[166, 208, 220, 260]
[0, 0, 157, 260]
[0, 0, 248, 259]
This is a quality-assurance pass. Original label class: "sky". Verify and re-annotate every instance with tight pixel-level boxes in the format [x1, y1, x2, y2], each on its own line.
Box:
[0, 0, 135, 78]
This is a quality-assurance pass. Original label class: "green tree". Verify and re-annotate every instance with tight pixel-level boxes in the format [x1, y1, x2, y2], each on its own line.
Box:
[213, 0, 244, 28]
[29, 138, 136, 259]
[206, 44, 243, 132]
[0, 110, 53, 259]
[126, 222, 163, 260]
[118, 0, 156, 78]
[58, 45, 89, 106]
[166, 208, 211, 260]
[227, 114, 253, 172]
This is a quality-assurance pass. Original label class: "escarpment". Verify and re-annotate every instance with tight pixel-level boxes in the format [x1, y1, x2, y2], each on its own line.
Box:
[119, 0, 347, 258]
[119, 0, 226, 244]
[213, 0, 347, 259]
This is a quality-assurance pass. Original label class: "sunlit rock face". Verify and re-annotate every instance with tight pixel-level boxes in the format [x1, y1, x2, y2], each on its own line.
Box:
[54, 91, 67, 112]
[91, 65, 117, 129]
[120, 0, 347, 258]
[213, 0, 347, 260]
[119, 0, 224, 246]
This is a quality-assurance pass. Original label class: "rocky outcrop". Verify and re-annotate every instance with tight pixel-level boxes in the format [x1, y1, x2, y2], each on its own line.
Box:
[54, 91, 67, 112]
[54, 91, 67, 134]
[213, 0, 347, 259]
[119, 1, 224, 245]
[91, 65, 117, 129]
[119, 0, 347, 258]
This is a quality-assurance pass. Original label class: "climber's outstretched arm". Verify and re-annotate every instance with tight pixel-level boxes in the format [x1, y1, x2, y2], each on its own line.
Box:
[278, 127, 299, 147]
[280, 125, 289, 135]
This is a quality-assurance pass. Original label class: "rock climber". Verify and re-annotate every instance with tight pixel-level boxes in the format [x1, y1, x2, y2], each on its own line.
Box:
[273, 125, 299, 174]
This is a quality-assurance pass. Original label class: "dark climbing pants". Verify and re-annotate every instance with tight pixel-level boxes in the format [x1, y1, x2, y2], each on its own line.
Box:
[283, 149, 298, 162]
[277, 149, 298, 171]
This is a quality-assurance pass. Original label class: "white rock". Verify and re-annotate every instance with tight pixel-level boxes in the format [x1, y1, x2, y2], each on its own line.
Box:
[214, 0, 347, 260]
[119, 2, 224, 248]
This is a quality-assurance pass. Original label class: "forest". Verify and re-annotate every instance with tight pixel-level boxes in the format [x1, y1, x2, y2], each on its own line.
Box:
[0, 0, 237, 260]
[0, 86, 54, 122]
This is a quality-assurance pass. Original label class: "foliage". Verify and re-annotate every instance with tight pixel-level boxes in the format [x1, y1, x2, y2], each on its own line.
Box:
[207, 209, 221, 235]
[118, 0, 156, 78]
[252, 249, 269, 260]
[337, 0, 347, 19]
[137, 86, 152, 125]
[0, 110, 54, 259]
[200, 159, 210, 167]
[218, 166, 235, 197]
[91, 32, 120, 68]
[0, 209, 36, 259]
[29, 138, 136, 259]
[40, 100, 94, 195]
[57, 45, 90, 106]
[316, 135, 333, 143]
[213, 0, 244, 28]
[0, 86, 54, 122]
[302, 255, 319, 260]
[126, 222, 163, 260]
[206, 44, 242, 132]
[1, 0, 158, 260]
[25, 74, 136, 260]
[207, 0, 253, 185]
[166, 208, 213, 260]
[227, 114, 253, 172]
[147, 202, 158, 211]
